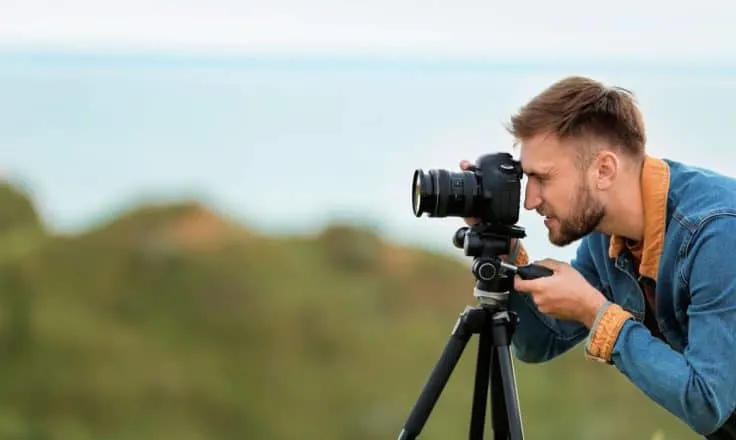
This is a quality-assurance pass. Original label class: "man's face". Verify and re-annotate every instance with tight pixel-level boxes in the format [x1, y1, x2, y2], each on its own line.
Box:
[518, 133, 605, 246]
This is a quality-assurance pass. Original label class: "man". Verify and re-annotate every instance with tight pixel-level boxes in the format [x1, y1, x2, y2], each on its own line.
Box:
[461, 76, 736, 439]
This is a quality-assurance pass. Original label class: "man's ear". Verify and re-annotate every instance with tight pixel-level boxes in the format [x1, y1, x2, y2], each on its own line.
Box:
[593, 151, 618, 190]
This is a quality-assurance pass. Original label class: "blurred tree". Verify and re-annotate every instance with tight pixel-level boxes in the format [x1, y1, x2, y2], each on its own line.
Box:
[318, 224, 383, 272]
[0, 181, 44, 234]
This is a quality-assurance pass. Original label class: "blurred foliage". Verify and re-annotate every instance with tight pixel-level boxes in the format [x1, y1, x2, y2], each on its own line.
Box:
[0, 182, 698, 439]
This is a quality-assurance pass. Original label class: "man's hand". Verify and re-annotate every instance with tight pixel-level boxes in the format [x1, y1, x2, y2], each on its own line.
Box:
[514, 258, 607, 328]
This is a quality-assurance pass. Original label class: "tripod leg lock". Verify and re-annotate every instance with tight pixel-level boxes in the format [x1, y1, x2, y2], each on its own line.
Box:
[452, 306, 488, 337]
[490, 310, 518, 346]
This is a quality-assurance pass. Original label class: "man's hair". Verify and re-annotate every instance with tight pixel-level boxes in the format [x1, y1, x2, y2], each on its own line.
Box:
[506, 76, 646, 164]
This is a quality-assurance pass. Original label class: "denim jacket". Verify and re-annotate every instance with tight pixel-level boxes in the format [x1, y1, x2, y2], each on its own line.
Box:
[508, 157, 736, 438]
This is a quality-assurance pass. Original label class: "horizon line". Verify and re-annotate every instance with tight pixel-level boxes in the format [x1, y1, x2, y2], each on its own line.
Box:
[1, 46, 734, 74]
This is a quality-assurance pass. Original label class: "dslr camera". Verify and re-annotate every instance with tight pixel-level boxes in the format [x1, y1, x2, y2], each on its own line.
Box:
[411, 152, 523, 226]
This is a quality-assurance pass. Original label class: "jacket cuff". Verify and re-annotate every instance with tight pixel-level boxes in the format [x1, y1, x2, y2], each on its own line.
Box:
[584, 302, 633, 364]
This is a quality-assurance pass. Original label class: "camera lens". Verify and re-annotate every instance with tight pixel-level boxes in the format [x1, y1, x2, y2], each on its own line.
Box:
[412, 169, 432, 217]
[411, 153, 522, 225]
[411, 168, 477, 218]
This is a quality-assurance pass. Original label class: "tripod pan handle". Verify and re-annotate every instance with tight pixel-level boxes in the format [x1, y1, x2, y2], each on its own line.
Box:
[516, 264, 553, 280]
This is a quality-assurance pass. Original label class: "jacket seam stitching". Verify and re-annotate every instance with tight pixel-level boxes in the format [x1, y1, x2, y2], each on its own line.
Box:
[678, 211, 736, 290]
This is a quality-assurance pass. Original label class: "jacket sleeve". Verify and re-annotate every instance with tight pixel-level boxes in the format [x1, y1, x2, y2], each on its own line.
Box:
[506, 238, 600, 363]
[606, 214, 736, 436]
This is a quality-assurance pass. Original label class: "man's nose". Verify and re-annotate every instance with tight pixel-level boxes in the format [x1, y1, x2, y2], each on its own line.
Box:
[524, 184, 541, 211]
[524, 197, 540, 211]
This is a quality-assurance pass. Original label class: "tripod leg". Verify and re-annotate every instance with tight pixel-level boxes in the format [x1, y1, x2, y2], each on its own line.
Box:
[397, 307, 485, 440]
[469, 321, 492, 439]
[495, 345, 523, 439]
[491, 312, 524, 440]
[490, 349, 510, 440]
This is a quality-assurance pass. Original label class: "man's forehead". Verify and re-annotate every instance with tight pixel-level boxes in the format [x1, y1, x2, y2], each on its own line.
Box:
[518, 132, 563, 155]
[518, 137, 570, 174]
[520, 159, 554, 176]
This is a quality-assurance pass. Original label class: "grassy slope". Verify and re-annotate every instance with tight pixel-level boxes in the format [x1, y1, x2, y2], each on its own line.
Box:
[0, 183, 695, 439]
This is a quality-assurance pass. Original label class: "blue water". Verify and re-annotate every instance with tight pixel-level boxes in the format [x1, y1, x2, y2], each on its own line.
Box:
[3, 50, 736, 261]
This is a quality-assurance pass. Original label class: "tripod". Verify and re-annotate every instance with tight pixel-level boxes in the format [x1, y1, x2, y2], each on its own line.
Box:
[397, 224, 552, 440]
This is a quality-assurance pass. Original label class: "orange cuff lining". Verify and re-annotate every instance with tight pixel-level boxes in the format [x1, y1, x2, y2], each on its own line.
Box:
[513, 241, 529, 266]
[587, 304, 633, 362]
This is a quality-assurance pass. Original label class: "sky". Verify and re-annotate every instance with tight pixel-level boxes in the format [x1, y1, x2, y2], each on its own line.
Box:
[1, 1, 735, 60]
[2, 1, 736, 263]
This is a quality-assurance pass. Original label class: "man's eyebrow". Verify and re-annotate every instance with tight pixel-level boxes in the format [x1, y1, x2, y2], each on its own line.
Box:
[522, 168, 545, 177]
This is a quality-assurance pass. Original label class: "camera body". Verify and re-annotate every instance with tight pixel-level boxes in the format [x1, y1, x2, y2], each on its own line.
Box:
[412, 152, 523, 226]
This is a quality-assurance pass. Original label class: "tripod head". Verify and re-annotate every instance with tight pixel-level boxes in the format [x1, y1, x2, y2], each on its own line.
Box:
[454, 222, 552, 308]
[453, 222, 525, 308]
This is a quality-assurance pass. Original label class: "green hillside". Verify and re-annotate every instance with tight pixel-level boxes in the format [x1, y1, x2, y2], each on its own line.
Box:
[0, 182, 696, 439]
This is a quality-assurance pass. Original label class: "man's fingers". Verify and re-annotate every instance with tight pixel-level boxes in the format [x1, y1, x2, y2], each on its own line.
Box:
[459, 160, 473, 171]
[514, 274, 543, 294]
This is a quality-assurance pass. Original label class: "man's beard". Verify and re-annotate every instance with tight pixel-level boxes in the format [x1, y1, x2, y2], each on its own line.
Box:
[550, 181, 605, 247]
